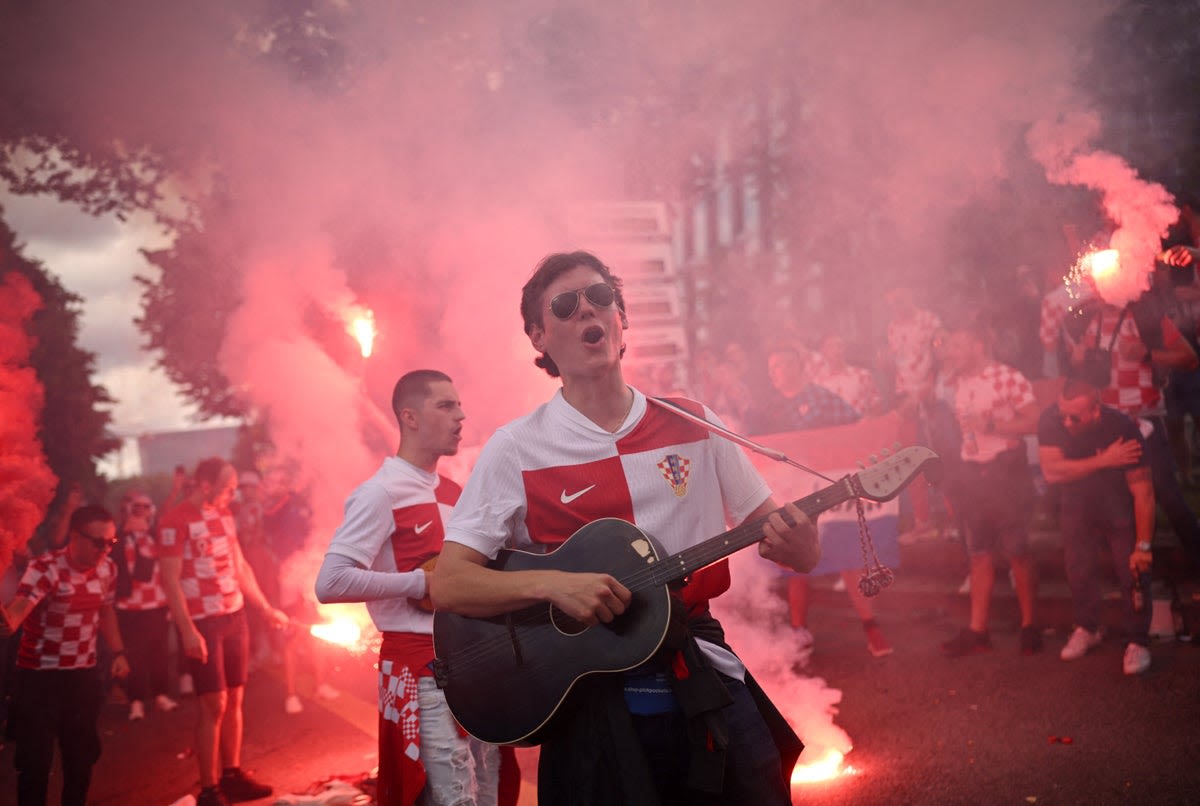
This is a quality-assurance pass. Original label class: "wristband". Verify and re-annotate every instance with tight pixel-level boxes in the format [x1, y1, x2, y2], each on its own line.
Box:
[1135, 541, 1152, 552]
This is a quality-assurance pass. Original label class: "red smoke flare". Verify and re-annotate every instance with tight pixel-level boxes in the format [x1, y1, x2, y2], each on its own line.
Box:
[0, 271, 58, 572]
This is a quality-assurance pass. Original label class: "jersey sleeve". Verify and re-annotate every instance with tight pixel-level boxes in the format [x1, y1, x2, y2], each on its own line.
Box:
[13, 557, 53, 609]
[706, 406, 772, 525]
[156, 508, 187, 558]
[324, 480, 399, 569]
[444, 429, 529, 559]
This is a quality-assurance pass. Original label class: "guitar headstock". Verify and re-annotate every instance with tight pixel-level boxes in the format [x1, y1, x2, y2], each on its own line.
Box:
[850, 445, 942, 502]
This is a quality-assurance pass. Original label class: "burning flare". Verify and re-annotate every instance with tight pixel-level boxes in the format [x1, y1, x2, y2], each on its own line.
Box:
[308, 604, 378, 655]
[1084, 248, 1120, 283]
[310, 617, 362, 648]
[346, 307, 376, 358]
[791, 748, 857, 785]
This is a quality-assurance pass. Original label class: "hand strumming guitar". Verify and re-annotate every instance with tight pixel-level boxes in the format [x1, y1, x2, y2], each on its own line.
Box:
[543, 571, 631, 627]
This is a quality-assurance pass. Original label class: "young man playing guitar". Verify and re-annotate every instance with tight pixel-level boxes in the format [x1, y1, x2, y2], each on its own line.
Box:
[431, 251, 821, 805]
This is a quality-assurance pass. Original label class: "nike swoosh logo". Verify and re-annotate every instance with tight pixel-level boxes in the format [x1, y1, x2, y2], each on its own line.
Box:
[560, 485, 596, 505]
[414, 521, 434, 534]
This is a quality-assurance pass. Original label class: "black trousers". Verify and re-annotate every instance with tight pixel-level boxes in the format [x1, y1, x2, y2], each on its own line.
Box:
[10, 667, 103, 806]
[115, 606, 171, 702]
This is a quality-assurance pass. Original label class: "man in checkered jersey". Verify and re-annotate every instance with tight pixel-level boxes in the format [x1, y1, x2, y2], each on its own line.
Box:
[1, 504, 130, 806]
[159, 458, 289, 806]
[937, 318, 1044, 658]
[316, 369, 503, 806]
[432, 251, 820, 805]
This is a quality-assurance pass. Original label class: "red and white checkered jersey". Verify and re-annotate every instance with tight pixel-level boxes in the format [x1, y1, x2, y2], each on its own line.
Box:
[888, 309, 941, 395]
[951, 361, 1036, 463]
[1083, 307, 1161, 416]
[811, 365, 880, 417]
[158, 501, 245, 620]
[115, 529, 169, 611]
[13, 549, 115, 670]
[326, 457, 461, 634]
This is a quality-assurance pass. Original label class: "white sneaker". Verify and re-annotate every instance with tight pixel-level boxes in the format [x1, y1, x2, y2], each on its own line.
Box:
[128, 700, 145, 721]
[285, 694, 303, 714]
[1060, 626, 1102, 660]
[957, 575, 971, 595]
[315, 683, 340, 701]
[178, 673, 194, 695]
[155, 694, 179, 712]
[1123, 643, 1151, 675]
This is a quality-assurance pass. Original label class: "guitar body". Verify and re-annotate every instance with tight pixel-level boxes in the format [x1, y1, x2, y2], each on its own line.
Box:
[432, 518, 672, 745]
[432, 445, 941, 746]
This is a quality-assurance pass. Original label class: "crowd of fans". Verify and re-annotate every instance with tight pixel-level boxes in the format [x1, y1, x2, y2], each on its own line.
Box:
[4, 227, 1200, 801]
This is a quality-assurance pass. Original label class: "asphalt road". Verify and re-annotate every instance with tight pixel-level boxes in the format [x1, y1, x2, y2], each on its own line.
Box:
[1, 533, 1198, 805]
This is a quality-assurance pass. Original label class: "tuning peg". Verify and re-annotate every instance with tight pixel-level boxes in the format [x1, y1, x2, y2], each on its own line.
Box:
[868, 454, 879, 464]
[880, 447, 891, 457]
[856, 460, 866, 469]
[892, 441, 903, 452]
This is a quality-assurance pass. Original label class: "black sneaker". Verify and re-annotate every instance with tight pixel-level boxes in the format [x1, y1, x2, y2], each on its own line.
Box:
[1019, 625, 1044, 655]
[219, 768, 272, 803]
[941, 628, 992, 657]
[197, 786, 230, 806]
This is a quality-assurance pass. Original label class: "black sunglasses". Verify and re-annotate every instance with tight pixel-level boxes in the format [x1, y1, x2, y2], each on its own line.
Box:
[548, 283, 616, 320]
[77, 532, 119, 551]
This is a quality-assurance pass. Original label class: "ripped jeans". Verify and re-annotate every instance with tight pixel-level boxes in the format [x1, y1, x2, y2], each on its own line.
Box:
[417, 676, 500, 806]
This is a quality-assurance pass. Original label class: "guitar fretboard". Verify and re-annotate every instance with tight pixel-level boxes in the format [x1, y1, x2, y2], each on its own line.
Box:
[629, 476, 857, 592]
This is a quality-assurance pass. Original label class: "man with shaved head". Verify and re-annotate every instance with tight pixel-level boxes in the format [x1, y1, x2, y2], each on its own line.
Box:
[317, 370, 502, 806]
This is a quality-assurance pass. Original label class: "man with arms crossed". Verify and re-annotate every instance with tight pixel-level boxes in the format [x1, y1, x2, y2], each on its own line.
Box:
[432, 251, 820, 805]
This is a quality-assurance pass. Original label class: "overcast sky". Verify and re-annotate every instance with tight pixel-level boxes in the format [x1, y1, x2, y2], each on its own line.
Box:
[1, 189, 229, 473]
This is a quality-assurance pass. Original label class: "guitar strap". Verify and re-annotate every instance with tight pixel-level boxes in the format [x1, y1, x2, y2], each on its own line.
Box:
[647, 395, 895, 597]
[647, 396, 836, 483]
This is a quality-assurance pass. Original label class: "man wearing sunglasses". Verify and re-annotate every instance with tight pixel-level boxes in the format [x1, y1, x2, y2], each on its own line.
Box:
[1037, 378, 1156, 675]
[1, 504, 130, 806]
[433, 251, 819, 805]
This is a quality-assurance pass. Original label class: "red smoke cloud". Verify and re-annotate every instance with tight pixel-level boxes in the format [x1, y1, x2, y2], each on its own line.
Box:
[0, 271, 57, 571]
[1028, 110, 1178, 306]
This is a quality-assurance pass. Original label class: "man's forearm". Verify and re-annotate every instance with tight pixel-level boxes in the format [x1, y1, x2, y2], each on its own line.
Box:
[1040, 454, 1107, 484]
[315, 551, 425, 603]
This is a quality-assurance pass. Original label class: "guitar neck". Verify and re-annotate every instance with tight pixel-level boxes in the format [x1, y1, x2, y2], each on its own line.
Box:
[633, 476, 857, 591]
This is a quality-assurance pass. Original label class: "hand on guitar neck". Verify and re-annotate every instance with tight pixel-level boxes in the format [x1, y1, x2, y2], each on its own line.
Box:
[755, 499, 819, 573]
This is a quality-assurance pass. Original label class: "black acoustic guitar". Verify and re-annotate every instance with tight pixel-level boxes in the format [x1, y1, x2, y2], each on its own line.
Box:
[432, 445, 939, 745]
